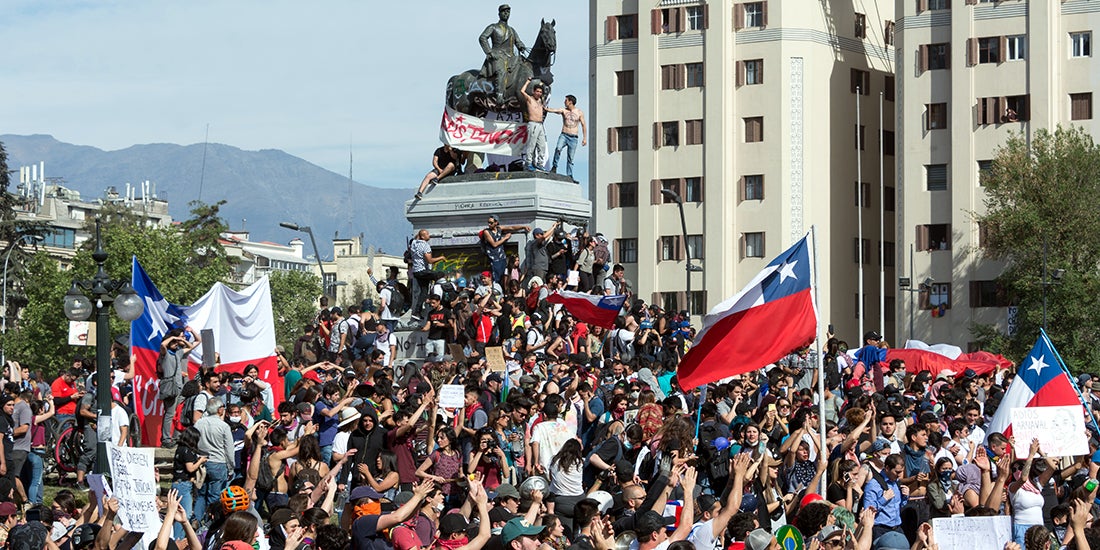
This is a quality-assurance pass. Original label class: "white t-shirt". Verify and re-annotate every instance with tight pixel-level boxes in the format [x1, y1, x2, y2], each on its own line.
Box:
[333, 431, 351, 456]
[548, 460, 584, 497]
[375, 330, 394, 366]
[380, 287, 398, 321]
[688, 519, 723, 550]
[110, 404, 131, 446]
[530, 418, 573, 472]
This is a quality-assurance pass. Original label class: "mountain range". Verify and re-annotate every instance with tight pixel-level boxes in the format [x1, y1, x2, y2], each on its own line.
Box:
[1, 134, 413, 256]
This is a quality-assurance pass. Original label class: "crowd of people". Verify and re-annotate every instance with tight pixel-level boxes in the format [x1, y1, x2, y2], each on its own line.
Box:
[0, 225, 1097, 550]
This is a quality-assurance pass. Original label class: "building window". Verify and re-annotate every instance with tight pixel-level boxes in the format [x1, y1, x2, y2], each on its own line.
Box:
[927, 0, 950, 10]
[920, 43, 950, 71]
[1071, 32, 1091, 58]
[688, 291, 706, 314]
[884, 186, 895, 211]
[880, 241, 896, 267]
[883, 130, 895, 156]
[926, 103, 947, 130]
[685, 63, 705, 88]
[684, 177, 703, 202]
[685, 119, 704, 145]
[661, 64, 684, 90]
[885, 20, 895, 46]
[743, 2, 766, 28]
[744, 117, 764, 142]
[660, 236, 682, 261]
[616, 238, 638, 263]
[853, 238, 870, 264]
[851, 69, 870, 94]
[44, 227, 76, 249]
[978, 37, 1001, 64]
[916, 224, 951, 251]
[977, 96, 1031, 125]
[977, 160, 993, 186]
[885, 76, 895, 101]
[608, 126, 638, 152]
[855, 13, 866, 38]
[743, 232, 765, 258]
[737, 59, 764, 86]
[920, 282, 952, 310]
[608, 182, 638, 208]
[686, 235, 704, 260]
[970, 280, 1009, 308]
[926, 164, 948, 191]
[608, 14, 637, 40]
[659, 292, 680, 314]
[855, 181, 870, 207]
[1071, 93, 1093, 120]
[1005, 95, 1029, 121]
[660, 179, 680, 203]
[855, 125, 865, 150]
[656, 121, 679, 147]
[1006, 35, 1026, 61]
[742, 175, 764, 201]
[616, 70, 635, 95]
[686, 6, 706, 30]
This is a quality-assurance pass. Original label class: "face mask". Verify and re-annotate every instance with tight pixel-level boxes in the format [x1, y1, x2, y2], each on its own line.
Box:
[629, 391, 640, 400]
[229, 416, 242, 423]
[491, 527, 503, 535]
[434, 502, 445, 513]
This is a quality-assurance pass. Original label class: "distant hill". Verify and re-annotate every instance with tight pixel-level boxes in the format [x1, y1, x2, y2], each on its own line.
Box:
[1, 134, 412, 256]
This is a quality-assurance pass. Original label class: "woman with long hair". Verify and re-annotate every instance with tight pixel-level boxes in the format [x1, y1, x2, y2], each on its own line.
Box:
[172, 427, 207, 538]
[469, 427, 510, 491]
[220, 510, 260, 545]
[367, 450, 400, 502]
[548, 438, 585, 533]
[539, 513, 570, 550]
[416, 427, 464, 508]
[291, 434, 330, 479]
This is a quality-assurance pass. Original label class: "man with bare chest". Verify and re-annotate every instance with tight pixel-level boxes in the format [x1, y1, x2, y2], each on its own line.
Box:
[520, 77, 548, 171]
[548, 94, 587, 181]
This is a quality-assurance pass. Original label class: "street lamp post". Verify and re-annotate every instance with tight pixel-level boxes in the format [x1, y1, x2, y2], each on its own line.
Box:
[1041, 238, 1064, 331]
[2, 234, 43, 366]
[62, 220, 145, 474]
[660, 189, 703, 317]
[279, 222, 328, 297]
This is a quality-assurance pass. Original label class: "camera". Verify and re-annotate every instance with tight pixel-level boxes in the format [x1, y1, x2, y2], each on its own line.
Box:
[484, 439, 498, 450]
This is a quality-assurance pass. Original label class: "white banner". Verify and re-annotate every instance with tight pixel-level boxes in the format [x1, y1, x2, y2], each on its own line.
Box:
[933, 516, 1011, 550]
[106, 443, 160, 534]
[1011, 405, 1089, 457]
[440, 106, 528, 155]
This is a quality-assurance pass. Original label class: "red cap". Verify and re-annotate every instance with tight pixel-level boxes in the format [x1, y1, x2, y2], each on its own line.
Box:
[481, 271, 491, 279]
[799, 493, 824, 508]
[304, 371, 322, 383]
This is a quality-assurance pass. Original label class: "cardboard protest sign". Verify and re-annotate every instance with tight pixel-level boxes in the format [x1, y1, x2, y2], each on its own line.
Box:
[1010, 405, 1088, 457]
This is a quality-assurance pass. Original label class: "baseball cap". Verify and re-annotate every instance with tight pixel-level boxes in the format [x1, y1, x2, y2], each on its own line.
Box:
[296, 402, 312, 413]
[869, 438, 891, 454]
[864, 331, 882, 341]
[817, 525, 844, 542]
[501, 517, 546, 545]
[349, 486, 383, 501]
[489, 506, 514, 524]
[439, 512, 470, 536]
[636, 510, 676, 534]
[495, 483, 521, 501]
[963, 368, 978, 379]
[873, 531, 911, 550]
[532, 227, 544, 236]
[746, 529, 775, 550]
[486, 372, 503, 384]
[1080, 373, 1093, 385]
[303, 371, 322, 383]
[0, 501, 16, 516]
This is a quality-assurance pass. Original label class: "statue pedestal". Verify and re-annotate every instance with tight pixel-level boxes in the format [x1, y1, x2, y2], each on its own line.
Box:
[404, 172, 591, 274]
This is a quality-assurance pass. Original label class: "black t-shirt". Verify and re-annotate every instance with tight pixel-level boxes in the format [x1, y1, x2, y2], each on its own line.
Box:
[583, 438, 622, 486]
[546, 240, 569, 275]
[0, 415, 12, 460]
[433, 147, 460, 174]
[174, 446, 200, 482]
[427, 307, 452, 341]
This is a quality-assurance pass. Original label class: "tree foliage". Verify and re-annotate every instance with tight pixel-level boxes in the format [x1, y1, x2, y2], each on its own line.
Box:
[0, 141, 50, 333]
[974, 126, 1100, 370]
[269, 270, 322, 352]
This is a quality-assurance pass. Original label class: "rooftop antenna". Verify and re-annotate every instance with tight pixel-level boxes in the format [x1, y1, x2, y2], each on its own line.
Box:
[347, 134, 354, 236]
[198, 123, 210, 202]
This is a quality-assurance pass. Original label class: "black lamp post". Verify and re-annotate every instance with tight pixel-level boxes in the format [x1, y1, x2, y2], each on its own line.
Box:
[659, 189, 703, 316]
[279, 222, 327, 296]
[62, 220, 145, 473]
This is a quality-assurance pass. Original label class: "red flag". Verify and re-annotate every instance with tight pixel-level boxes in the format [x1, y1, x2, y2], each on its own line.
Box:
[677, 237, 817, 389]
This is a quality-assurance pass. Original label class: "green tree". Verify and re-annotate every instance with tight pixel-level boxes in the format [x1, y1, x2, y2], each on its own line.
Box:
[269, 270, 321, 352]
[973, 126, 1100, 370]
[0, 141, 49, 338]
[6, 202, 235, 376]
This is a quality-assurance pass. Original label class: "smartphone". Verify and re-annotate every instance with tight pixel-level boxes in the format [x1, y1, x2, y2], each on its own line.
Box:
[828, 323, 835, 334]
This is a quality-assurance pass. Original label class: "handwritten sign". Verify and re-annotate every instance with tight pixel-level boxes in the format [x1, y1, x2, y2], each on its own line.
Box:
[1011, 406, 1088, 458]
[485, 347, 506, 373]
[106, 443, 160, 534]
[440, 106, 529, 155]
[933, 516, 1011, 550]
[439, 384, 466, 409]
[68, 321, 95, 346]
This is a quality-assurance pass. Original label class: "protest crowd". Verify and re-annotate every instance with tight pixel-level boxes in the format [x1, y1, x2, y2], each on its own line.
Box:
[0, 223, 1097, 550]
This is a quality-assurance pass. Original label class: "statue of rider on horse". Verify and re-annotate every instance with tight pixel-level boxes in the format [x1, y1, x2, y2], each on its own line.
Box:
[447, 4, 556, 116]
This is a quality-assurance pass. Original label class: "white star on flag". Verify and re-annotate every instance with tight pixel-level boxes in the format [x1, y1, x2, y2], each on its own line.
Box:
[1027, 355, 1048, 375]
[778, 261, 799, 283]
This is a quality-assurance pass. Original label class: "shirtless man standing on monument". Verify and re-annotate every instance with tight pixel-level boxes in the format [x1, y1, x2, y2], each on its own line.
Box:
[547, 95, 587, 181]
[520, 78, 548, 171]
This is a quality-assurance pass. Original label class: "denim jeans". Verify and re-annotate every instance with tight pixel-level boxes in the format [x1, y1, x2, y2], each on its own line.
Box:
[194, 462, 228, 524]
[551, 133, 578, 177]
[26, 450, 44, 504]
[172, 480, 194, 538]
[320, 445, 333, 466]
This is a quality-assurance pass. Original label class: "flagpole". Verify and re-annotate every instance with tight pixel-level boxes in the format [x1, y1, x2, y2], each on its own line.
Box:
[1042, 329, 1100, 434]
[879, 92, 885, 338]
[811, 226, 827, 494]
[857, 87, 865, 341]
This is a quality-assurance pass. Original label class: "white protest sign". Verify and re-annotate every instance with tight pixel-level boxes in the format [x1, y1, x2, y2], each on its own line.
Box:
[86, 474, 111, 516]
[439, 384, 466, 409]
[106, 443, 160, 534]
[1010, 405, 1088, 458]
[933, 516, 1011, 550]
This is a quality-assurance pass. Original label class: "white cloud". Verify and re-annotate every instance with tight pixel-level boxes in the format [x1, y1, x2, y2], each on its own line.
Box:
[1, 0, 590, 188]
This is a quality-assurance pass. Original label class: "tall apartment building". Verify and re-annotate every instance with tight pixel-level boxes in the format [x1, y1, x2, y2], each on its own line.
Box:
[591, 1, 898, 342]
[895, 0, 1100, 347]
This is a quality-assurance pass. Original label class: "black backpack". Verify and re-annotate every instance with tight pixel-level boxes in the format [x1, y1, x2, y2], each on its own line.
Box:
[440, 281, 459, 304]
[697, 422, 731, 484]
[255, 448, 277, 492]
[385, 283, 408, 315]
[178, 380, 201, 428]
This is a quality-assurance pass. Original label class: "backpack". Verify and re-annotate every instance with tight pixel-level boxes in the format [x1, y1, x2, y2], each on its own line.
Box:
[384, 283, 408, 316]
[440, 281, 459, 304]
[178, 380, 201, 428]
[697, 423, 731, 485]
[255, 448, 278, 492]
[403, 238, 413, 268]
[525, 287, 541, 313]
[593, 241, 611, 265]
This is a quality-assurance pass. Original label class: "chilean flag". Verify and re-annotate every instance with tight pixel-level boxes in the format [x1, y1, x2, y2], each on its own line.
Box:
[985, 331, 1083, 440]
[545, 291, 626, 329]
[677, 236, 817, 390]
[131, 257, 280, 446]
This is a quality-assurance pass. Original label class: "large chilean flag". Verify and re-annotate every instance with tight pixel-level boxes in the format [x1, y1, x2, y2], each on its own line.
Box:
[545, 291, 626, 329]
[677, 236, 817, 390]
[131, 257, 280, 446]
[985, 331, 1084, 440]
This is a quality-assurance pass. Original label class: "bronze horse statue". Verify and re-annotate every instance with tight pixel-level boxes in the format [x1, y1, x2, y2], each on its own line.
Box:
[447, 19, 556, 116]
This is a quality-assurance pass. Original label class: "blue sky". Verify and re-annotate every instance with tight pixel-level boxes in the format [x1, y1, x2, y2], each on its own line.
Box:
[2, 1, 589, 189]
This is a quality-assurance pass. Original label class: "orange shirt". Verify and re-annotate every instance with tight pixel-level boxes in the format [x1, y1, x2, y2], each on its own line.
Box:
[51, 377, 78, 415]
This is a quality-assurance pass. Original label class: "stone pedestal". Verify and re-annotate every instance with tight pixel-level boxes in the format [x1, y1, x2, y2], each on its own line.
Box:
[404, 172, 591, 275]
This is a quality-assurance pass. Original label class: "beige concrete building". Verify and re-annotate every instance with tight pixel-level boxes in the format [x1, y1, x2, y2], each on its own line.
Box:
[316, 235, 407, 308]
[591, 0, 898, 342]
[895, 0, 1100, 347]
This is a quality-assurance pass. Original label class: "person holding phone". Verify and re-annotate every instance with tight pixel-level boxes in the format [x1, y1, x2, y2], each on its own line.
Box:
[172, 427, 207, 538]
